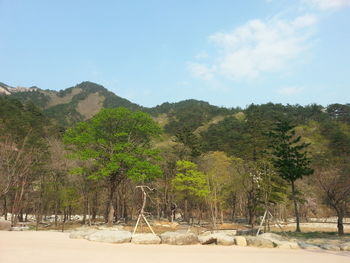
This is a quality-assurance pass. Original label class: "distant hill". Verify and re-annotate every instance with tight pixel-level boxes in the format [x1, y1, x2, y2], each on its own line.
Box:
[2, 81, 237, 131]
[4, 81, 142, 126]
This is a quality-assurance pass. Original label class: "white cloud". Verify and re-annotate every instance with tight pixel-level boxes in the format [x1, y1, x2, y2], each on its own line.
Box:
[188, 14, 317, 81]
[195, 51, 209, 59]
[187, 62, 216, 80]
[277, 86, 304, 96]
[303, 0, 350, 10]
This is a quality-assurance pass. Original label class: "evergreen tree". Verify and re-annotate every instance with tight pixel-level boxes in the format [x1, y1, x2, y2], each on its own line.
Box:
[64, 108, 162, 226]
[268, 119, 313, 232]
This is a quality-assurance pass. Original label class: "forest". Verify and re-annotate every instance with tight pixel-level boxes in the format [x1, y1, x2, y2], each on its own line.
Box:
[1, 89, 349, 235]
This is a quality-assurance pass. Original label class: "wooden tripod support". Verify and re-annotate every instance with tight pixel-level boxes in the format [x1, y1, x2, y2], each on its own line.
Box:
[256, 209, 285, 236]
[132, 185, 156, 236]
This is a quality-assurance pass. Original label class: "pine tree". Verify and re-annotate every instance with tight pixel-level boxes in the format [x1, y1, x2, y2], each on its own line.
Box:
[269, 119, 313, 232]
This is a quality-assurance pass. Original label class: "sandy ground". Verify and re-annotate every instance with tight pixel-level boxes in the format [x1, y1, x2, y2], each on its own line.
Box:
[1, 231, 349, 263]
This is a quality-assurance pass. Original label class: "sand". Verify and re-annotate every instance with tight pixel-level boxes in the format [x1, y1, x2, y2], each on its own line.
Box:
[1, 231, 349, 263]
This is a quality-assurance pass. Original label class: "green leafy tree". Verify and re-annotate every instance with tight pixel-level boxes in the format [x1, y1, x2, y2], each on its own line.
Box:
[64, 108, 162, 226]
[269, 119, 313, 232]
[172, 160, 209, 222]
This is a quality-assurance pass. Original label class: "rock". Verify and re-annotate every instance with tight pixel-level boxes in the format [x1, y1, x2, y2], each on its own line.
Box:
[234, 236, 247, 246]
[131, 233, 161, 244]
[237, 229, 259, 236]
[160, 231, 198, 245]
[87, 230, 131, 243]
[245, 236, 276, 248]
[96, 225, 124, 231]
[320, 244, 341, 251]
[259, 233, 287, 242]
[0, 219, 11, 231]
[340, 242, 350, 251]
[212, 230, 237, 236]
[69, 230, 97, 239]
[198, 233, 235, 246]
[259, 233, 299, 249]
[298, 242, 322, 250]
[11, 226, 30, 231]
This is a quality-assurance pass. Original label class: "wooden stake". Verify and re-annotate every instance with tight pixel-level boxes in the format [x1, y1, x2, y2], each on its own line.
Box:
[132, 186, 156, 236]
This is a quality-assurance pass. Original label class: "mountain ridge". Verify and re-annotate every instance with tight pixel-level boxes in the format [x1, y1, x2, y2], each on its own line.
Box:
[2, 80, 230, 128]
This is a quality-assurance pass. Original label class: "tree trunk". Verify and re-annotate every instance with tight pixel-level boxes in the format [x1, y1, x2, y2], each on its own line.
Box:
[336, 209, 344, 235]
[291, 181, 301, 232]
[184, 198, 189, 222]
[4, 196, 8, 220]
[92, 191, 98, 222]
[107, 175, 118, 227]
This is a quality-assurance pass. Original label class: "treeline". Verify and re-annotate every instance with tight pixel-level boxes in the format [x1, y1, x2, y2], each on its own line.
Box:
[0, 96, 349, 234]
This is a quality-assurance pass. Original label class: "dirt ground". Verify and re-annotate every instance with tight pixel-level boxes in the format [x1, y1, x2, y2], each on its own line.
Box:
[1, 231, 349, 263]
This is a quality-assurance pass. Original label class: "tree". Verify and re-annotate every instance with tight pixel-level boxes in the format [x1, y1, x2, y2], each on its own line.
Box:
[64, 108, 162, 226]
[172, 160, 209, 222]
[269, 119, 313, 232]
[314, 159, 350, 235]
[198, 151, 232, 227]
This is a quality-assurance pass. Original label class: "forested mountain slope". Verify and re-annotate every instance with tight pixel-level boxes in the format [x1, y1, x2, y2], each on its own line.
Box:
[1, 80, 350, 234]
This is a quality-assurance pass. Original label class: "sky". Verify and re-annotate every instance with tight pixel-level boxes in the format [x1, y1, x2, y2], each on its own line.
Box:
[1, 0, 349, 108]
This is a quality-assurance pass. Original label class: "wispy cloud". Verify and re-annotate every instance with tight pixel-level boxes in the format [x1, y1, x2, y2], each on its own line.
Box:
[303, 0, 350, 10]
[188, 14, 317, 81]
[195, 51, 209, 59]
[277, 86, 304, 96]
[187, 62, 216, 80]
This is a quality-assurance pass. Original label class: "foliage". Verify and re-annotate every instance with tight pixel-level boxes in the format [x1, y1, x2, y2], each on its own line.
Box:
[64, 107, 162, 182]
[172, 160, 209, 199]
[269, 119, 313, 183]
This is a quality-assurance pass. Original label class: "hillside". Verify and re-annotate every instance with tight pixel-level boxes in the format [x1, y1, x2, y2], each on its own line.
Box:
[4, 81, 141, 126]
[2, 81, 238, 131]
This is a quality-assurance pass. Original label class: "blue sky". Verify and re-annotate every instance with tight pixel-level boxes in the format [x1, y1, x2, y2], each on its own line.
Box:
[1, 0, 349, 108]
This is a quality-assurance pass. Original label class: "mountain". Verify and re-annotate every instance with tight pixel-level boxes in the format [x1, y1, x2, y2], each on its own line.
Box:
[4, 81, 142, 126]
[2, 81, 237, 130]
[0, 82, 39, 95]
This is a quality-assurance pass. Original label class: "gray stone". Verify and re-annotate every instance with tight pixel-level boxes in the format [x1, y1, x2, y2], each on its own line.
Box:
[131, 233, 161, 244]
[87, 230, 131, 243]
[320, 244, 341, 251]
[11, 226, 30, 231]
[298, 242, 322, 250]
[340, 242, 350, 251]
[0, 219, 11, 231]
[245, 236, 276, 248]
[259, 233, 299, 249]
[198, 233, 235, 246]
[234, 236, 247, 246]
[237, 229, 259, 236]
[69, 230, 97, 239]
[212, 230, 237, 236]
[160, 231, 198, 245]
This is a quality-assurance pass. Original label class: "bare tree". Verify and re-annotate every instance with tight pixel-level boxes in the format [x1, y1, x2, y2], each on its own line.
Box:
[0, 135, 44, 225]
[315, 165, 350, 235]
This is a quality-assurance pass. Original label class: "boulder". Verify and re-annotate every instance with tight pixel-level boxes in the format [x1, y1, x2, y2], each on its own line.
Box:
[259, 233, 299, 249]
[234, 236, 247, 247]
[131, 233, 161, 244]
[236, 229, 259, 236]
[198, 233, 235, 246]
[259, 233, 287, 242]
[160, 231, 198, 245]
[11, 226, 30, 231]
[87, 230, 131, 243]
[69, 230, 97, 239]
[340, 242, 350, 251]
[320, 244, 341, 251]
[245, 236, 276, 248]
[298, 242, 321, 250]
[0, 219, 11, 231]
